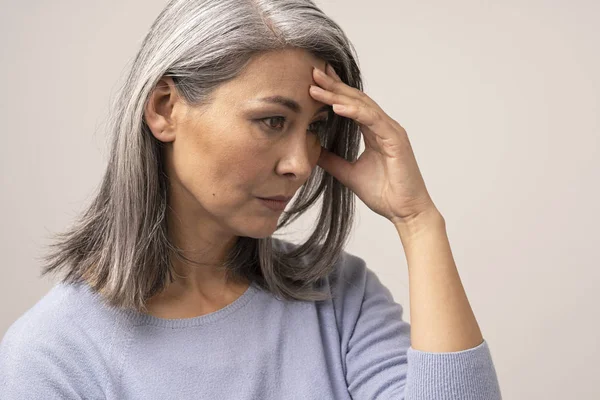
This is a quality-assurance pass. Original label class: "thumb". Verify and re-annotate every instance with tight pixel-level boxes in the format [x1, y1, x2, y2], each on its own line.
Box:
[317, 147, 355, 190]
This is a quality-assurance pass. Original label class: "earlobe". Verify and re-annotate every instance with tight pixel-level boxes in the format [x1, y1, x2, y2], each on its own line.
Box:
[143, 77, 178, 143]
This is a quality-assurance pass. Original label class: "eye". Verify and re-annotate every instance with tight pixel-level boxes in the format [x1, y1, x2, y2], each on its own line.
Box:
[308, 119, 328, 136]
[261, 116, 286, 131]
[259, 116, 329, 137]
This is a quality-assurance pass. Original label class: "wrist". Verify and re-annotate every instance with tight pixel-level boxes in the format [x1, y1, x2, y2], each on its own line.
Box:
[393, 206, 445, 240]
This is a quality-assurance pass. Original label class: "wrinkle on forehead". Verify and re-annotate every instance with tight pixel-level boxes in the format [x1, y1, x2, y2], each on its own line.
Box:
[224, 48, 329, 112]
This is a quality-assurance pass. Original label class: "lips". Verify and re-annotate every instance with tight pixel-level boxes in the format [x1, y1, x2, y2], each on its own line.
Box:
[257, 197, 291, 211]
[259, 195, 293, 202]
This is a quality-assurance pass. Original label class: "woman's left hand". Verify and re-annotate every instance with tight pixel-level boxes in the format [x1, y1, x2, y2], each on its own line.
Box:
[310, 64, 438, 226]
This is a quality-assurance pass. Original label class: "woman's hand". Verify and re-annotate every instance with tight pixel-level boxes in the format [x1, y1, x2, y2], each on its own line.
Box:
[310, 64, 438, 225]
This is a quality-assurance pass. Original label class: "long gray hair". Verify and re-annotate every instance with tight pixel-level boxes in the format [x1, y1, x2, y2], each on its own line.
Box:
[40, 0, 363, 313]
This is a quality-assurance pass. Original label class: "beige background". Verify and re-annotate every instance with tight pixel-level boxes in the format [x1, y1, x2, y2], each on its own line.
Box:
[1, 1, 598, 399]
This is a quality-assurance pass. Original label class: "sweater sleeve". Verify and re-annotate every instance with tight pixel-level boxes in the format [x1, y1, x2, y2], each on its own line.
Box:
[333, 251, 502, 400]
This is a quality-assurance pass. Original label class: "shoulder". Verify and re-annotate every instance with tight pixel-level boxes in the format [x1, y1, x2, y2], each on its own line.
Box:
[2, 281, 122, 347]
[273, 237, 375, 300]
[301, 242, 405, 343]
[324, 247, 384, 316]
[0, 282, 125, 398]
[2, 283, 83, 352]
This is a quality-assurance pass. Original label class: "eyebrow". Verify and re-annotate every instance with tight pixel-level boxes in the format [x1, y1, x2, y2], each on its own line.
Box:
[254, 95, 332, 115]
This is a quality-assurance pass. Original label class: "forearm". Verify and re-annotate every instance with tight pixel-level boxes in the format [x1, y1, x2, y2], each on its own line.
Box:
[394, 208, 484, 353]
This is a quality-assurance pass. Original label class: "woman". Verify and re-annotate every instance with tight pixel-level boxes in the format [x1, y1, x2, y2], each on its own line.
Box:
[0, 0, 502, 399]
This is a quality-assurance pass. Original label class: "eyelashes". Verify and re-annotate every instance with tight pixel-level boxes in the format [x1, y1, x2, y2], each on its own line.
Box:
[260, 116, 329, 136]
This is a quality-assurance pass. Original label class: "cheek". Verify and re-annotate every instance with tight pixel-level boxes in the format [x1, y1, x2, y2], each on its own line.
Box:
[173, 133, 266, 206]
[210, 150, 263, 197]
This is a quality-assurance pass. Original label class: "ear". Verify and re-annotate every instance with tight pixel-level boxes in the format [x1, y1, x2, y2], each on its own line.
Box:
[144, 76, 180, 143]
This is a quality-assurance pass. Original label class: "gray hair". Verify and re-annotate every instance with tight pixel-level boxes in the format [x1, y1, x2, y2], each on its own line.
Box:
[40, 0, 363, 313]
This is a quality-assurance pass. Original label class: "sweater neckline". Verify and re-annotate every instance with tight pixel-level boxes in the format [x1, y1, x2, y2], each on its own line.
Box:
[76, 280, 261, 329]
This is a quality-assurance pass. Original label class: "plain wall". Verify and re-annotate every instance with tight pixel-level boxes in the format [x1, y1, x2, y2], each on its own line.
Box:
[1, 1, 598, 399]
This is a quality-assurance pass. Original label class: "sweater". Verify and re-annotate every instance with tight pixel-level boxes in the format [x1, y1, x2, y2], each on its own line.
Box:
[0, 239, 502, 399]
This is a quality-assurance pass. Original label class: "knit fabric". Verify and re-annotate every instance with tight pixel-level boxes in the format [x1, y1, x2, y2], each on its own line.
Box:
[1, 240, 501, 399]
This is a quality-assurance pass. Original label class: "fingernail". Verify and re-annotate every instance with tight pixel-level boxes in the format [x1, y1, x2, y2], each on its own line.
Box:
[314, 67, 327, 78]
[327, 64, 339, 78]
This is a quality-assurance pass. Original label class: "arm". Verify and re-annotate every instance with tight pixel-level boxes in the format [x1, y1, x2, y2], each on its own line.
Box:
[337, 240, 502, 400]
[310, 62, 501, 399]
[394, 207, 484, 353]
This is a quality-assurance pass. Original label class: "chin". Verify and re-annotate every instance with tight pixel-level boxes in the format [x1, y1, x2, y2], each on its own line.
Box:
[236, 218, 280, 239]
[243, 226, 279, 239]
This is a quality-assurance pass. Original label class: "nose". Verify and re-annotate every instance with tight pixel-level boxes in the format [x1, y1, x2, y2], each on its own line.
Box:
[275, 131, 321, 182]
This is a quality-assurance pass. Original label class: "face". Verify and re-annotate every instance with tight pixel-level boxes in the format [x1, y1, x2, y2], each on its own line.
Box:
[145, 48, 330, 240]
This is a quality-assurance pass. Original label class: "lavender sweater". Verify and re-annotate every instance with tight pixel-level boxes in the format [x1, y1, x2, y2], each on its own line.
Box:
[1, 240, 502, 399]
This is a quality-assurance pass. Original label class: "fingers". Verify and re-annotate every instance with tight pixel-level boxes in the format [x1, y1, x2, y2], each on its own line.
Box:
[309, 85, 381, 128]
[326, 64, 342, 82]
[311, 65, 386, 125]
[312, 66, 364, 102]
[311, 64, 406, 149]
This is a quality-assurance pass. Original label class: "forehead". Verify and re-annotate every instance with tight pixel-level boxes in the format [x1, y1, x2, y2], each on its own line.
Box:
[242, 48, 326, 84]
[214, 48, 328, 108]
